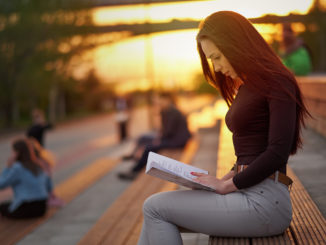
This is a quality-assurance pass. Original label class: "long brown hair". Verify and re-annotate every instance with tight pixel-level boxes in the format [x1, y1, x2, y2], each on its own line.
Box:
[196, 11, 310, 154]
[13, 139, 41, 176]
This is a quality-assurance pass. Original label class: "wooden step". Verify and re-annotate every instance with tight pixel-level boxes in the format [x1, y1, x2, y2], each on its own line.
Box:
[78, 137, 199, 245]
[0, 157, 119, 245]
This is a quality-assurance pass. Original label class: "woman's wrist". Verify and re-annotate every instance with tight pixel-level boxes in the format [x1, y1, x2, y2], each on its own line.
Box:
[221, 170, 235, 181]
[218, 178, 238, 194]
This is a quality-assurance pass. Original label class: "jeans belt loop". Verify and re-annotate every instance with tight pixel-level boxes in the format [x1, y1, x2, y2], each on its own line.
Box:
[275, 171, 279, 183]
[234, 163, 238, 174]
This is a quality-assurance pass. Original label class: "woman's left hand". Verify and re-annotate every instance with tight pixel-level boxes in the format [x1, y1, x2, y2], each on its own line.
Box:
[191, 172, 238, 195]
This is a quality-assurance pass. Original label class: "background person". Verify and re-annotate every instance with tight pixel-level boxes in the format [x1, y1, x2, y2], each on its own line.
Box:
[137, 11, 310, 245]
[118, 92, 192, 180]
[26, 108, 53, 147]
[0, 139, 52, 219]
[280, 22, 312, 76]
[115, 96, 130, 143]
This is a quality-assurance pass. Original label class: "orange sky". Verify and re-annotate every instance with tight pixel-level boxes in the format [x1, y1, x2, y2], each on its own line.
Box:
[93, 0, 314, 26]
[73, 1, 316, 94]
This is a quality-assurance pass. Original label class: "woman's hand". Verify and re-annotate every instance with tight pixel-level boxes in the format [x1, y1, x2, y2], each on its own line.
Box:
[191, 172, 238, 195]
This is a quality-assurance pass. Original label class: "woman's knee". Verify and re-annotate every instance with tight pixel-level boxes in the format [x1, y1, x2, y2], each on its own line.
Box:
[143, 194, 158, 218]
[143, 192, 167, 220]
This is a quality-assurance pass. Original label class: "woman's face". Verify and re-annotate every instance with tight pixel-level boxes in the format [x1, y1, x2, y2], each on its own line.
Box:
[200, 38, 238, 79]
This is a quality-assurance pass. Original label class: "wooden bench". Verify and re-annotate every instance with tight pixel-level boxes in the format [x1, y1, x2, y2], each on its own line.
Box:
[209, 121, 326, 245]
[0, 157, 120, 245]
[78, 136, 199, 245]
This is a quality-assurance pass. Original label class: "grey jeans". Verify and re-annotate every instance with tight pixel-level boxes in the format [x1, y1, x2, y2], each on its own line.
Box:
[137, 178, 292, 245]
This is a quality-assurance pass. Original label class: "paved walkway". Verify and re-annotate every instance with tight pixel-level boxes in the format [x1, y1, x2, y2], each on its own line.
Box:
[1, 98, 325, 244]
[289, 127, 326, 217]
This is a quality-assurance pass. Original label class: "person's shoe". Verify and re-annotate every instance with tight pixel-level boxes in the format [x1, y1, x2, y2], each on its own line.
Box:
[48, 195, 65, 208]
[122, 154, 134, 161]
[118, 171, 138, 180]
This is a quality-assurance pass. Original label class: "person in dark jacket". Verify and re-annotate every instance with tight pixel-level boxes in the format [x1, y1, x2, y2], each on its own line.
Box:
[118, 92, 191, 180]
[26, 109, 53, 147]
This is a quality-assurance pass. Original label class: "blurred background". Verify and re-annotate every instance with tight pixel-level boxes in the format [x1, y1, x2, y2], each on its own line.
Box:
[1, 2, 326, 244]
[1, 0, 325, 131]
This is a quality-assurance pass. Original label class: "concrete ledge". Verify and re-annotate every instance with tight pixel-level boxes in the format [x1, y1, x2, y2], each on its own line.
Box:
[297, 76, 326, 138]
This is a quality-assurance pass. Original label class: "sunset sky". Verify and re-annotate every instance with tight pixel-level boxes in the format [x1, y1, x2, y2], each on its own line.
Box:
[74, 0, 317, 94]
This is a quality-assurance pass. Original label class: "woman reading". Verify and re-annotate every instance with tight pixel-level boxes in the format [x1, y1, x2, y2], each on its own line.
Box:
[137, 11, 310, 245]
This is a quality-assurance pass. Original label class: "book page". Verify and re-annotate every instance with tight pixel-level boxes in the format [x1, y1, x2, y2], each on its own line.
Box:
[146, 152, 215, 192]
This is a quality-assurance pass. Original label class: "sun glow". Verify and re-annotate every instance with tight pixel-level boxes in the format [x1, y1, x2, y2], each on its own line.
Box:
[86, 0, 316, 93]
[93, 0, 314, 26]
[93, 29, 201, 93]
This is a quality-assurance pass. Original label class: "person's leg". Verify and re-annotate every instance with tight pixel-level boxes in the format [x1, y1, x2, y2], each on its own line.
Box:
[0, 201, 12, 218]
[3, 200, 47, 219]
[138, 179, 292, 245]
[119, 141, 167, 180]
[132, 139, 184, 173]
[118, 122, 127, 142]
[131, 143, 165, 172]
[123, 134, 156, 160]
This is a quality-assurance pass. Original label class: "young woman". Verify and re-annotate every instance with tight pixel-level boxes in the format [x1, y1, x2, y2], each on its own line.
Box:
[0, 139, 52, 219]
[137, 11, 310, 245]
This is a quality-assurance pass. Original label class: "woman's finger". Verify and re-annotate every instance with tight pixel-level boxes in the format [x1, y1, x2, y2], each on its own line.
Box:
[190, 172, 206, 177]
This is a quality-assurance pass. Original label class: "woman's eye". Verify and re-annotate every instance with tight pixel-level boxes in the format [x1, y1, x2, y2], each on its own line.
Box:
[213, 56, 221, 60]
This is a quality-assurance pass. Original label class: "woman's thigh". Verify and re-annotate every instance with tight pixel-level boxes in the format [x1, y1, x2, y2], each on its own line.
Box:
[144, 189, 279, 237]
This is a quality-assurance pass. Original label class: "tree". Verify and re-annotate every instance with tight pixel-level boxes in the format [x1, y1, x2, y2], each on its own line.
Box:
[0, 0, 95, 127]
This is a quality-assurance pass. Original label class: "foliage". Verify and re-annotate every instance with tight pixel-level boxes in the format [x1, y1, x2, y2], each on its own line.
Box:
[0, 0, 97, 127]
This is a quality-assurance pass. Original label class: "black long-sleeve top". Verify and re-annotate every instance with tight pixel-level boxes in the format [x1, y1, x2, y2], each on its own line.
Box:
[225, 80, 296, 189]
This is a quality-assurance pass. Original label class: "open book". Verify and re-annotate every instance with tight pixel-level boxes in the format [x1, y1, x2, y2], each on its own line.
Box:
[146, 151, 215, 192]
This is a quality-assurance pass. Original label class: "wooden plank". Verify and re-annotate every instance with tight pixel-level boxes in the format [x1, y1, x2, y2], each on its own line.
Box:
[78, 137, 199, 245]
[216, 120, 236, 179]
[78, 171, 153, 245]
[252, 229, 295, 245]
[288, 167, 326, 245]
[102, 177, 165, 244]
[124, 216, 144, 245]
[0, 157, 119, 245]
[209, 237, 250, 245]
[104, 138, 200, 243]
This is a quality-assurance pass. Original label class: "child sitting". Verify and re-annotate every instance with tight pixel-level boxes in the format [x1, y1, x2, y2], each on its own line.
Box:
[0, 139, 52, 219]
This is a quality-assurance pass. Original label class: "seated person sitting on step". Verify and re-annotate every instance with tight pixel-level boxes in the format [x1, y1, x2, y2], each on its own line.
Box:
[0, 138, 52, 219]
[118, 92, 192, 180]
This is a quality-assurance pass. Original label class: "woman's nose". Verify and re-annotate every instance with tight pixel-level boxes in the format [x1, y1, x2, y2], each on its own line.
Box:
[213, 63, 222, 73]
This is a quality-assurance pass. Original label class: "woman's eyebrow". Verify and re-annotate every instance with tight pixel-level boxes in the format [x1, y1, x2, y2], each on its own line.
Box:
[208, 52, 220, 59]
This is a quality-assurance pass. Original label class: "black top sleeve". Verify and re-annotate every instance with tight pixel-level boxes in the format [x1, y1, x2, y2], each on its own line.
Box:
[232, 82, 297, 189]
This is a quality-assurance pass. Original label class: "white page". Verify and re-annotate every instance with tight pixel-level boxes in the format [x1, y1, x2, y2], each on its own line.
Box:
[146, 151, 209, 182]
